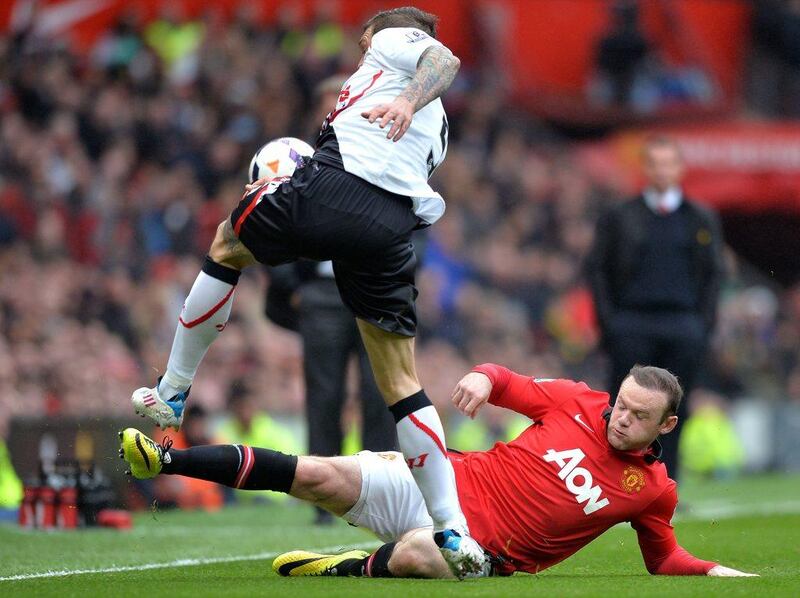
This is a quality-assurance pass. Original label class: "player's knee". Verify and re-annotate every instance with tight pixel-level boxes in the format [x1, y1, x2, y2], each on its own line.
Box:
[292, 457, 338, 501]
[291, 456, 361, 516]
[293, 457, 329, 490]
[389, 542, 442, 578]
[387, 544, 423, 577]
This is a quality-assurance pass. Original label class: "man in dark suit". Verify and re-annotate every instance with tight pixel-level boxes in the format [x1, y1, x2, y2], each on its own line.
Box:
[587, 135, 725, 478]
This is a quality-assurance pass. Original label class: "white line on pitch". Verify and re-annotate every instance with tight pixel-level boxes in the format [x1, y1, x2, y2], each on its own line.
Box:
[0, 541, 379, 582]
[675, 499, 800, 521]
[5, 498, 800, 582]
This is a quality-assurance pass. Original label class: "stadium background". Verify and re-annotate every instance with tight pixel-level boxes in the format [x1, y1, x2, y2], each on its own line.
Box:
[1, 0, 800, 561]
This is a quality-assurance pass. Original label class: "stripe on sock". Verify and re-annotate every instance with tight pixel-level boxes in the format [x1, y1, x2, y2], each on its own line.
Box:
[234, 445, 255, 489]
[408, 413, 446, 456]
[178, 287, 235, 329]
[365, 551, 377, 577]
[233, 444, 243, 472]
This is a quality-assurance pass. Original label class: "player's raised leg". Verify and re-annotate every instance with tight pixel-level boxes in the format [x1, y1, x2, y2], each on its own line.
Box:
[131, 220, 255, 430]
[120, 430, 488, 579]
[356, 319, 486, 578]
[119, 428, 360, 512]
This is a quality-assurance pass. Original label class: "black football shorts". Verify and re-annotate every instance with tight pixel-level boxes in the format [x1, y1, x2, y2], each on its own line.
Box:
[230, 160, 420, 337]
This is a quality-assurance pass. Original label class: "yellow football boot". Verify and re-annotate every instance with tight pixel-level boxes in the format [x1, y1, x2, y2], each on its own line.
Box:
[272, 550, 370, 577]
[118, 428, 171, 479]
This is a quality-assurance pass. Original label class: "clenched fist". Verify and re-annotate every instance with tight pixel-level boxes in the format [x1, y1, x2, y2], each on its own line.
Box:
[451, 372, 493, 419]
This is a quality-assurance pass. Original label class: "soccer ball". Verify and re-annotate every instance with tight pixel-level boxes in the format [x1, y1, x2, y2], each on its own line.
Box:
[248, 137, 315, 183]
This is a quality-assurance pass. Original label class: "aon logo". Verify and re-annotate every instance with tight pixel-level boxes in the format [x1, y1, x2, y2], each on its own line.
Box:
[543, 448, 610, 515]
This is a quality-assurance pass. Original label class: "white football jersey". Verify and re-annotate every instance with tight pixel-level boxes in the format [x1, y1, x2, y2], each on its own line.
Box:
[314, 27, 450, 226]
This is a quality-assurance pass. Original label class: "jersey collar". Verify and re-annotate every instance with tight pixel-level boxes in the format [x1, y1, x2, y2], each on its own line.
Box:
[643, 186, 683, 214]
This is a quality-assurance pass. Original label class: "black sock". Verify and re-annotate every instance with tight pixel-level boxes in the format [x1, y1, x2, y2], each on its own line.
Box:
[162, 444, 297, 493]
[336, 542, 397, 577]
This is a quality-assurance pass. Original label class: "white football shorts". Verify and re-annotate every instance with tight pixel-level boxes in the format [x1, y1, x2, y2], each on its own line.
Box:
[342, 450, 433, 542]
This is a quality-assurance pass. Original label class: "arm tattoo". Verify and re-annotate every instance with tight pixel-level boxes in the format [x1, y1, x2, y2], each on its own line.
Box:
[400, 46, 461, 112]
[222, 219, 241, 253]
[219, 218, 255, 267]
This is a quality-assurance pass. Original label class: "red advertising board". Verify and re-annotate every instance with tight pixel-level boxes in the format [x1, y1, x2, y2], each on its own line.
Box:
[1, 0, 748, 110]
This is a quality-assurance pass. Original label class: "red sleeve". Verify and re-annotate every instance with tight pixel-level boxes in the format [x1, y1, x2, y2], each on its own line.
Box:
[631, 482, 717, 575]
[471, 363, 581, 421]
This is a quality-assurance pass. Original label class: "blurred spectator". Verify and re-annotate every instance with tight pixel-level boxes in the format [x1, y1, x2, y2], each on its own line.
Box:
[588, 0, 715, 112]
[586, 136, 725, 478]
[750, 0, 800, 117]
[0, 431, 23, 516]
[144, 5, 205, 86]
[592, 0, 652, 106]
[216, 380, 302, 504]
[678, 388, 744, 480]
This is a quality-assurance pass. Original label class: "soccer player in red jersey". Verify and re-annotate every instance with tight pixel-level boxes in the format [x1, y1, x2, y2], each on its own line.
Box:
[120, 363, 756, 579]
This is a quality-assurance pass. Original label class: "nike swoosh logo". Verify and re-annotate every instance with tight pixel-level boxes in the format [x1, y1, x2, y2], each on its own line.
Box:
[574, 413, 594, 432]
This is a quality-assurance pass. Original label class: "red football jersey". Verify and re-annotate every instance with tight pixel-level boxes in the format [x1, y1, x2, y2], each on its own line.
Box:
[450, 364, 717, 576]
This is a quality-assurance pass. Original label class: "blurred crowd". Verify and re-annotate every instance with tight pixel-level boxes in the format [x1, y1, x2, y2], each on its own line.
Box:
[2, 8, 800, 447]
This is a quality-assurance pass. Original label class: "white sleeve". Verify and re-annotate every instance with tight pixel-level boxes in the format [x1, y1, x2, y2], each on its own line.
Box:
[369, 27, 444, 76]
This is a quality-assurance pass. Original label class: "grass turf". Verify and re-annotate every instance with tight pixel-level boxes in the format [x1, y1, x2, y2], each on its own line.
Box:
[1, 474, 798, 597]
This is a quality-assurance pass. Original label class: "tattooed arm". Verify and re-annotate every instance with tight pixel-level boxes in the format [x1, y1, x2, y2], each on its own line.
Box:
[402, 46, 461, 112]
[361, 46, 460, 142]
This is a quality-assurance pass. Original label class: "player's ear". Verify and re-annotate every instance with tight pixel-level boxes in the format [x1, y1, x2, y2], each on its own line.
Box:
[362, 26, 375, 49]
[659, 414, 678, 435]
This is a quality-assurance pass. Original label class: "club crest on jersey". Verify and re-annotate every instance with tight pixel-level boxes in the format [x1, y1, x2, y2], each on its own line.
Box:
[621, 466, 646, 494]
[543, 448, 610, 515]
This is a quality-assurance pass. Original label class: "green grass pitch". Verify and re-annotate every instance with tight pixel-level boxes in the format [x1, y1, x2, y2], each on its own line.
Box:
[1, 474, 798, 597]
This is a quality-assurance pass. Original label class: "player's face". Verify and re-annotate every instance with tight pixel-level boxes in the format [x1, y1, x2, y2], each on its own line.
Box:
[642, 144, 684, 193]
[607, 377, 678, 452]
[357, 27, 374, 68]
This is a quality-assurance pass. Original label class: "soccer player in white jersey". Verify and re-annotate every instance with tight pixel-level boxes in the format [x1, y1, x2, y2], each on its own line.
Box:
[129, 6, 485, 577]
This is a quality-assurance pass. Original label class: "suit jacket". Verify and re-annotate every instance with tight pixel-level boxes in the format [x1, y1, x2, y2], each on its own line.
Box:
[586, 195, 725, 338]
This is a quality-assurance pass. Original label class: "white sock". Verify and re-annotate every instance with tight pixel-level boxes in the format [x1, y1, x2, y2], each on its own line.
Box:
[160, 259, 239, 399]
[393, 396, 467, 531]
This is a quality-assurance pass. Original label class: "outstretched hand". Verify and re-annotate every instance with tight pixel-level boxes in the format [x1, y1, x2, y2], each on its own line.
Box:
[244, 177, 270, 193]
[451, 372, 493, 419]
[707, 565, 759, 577]
[361, 96, 414, 142]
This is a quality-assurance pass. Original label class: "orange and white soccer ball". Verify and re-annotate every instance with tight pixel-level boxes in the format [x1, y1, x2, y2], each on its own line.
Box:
[248, 137, 315, 183]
